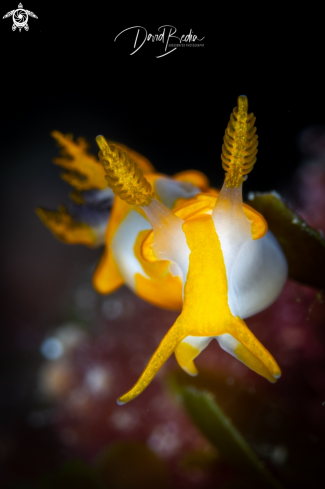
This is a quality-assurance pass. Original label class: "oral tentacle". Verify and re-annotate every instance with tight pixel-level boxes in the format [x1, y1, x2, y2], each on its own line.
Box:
[116, 319, 186, 405]
[218, 315, 281, 382]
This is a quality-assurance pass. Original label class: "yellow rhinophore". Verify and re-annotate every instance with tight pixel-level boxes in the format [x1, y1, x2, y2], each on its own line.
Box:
[221, 95, 258, 188]
[37, 96, 288, 404]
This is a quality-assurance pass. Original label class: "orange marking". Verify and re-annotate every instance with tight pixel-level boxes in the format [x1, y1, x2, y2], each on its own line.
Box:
[92, 248, 124, 294]
[173, 169, 210, 191]
[134, 230, 182, 310]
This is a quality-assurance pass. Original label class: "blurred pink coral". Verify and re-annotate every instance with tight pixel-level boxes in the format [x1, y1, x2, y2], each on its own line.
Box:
[296, 126, 325, 231]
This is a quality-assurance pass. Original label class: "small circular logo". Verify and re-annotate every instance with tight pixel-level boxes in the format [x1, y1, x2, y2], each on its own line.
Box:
[2, 3, 38, 32]
[13, 8, 28, 31]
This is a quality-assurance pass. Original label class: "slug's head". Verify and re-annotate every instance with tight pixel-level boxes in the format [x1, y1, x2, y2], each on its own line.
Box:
[94, 95, 266, 296]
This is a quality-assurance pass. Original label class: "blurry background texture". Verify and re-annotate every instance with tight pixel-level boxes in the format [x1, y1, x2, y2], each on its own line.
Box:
[1, 7, 325, 489]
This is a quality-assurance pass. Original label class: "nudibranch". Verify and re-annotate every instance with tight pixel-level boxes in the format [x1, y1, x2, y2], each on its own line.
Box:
[37, 96, 288, 405]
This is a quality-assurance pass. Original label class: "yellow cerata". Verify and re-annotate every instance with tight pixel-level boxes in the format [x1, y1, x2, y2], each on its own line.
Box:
[37, 96, 288, 404]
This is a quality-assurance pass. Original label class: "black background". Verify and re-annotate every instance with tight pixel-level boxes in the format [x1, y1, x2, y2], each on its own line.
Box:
[1, 3, 322, 195]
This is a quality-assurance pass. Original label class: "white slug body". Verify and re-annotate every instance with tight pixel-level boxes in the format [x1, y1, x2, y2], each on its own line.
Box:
[95, 172, 287, 396]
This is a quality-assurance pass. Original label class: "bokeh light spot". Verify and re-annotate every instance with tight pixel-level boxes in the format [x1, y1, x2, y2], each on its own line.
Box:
[40, 338, 63, 360]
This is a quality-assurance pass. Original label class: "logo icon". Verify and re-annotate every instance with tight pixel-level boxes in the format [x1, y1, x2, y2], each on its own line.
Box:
[3, 3, 38, 32]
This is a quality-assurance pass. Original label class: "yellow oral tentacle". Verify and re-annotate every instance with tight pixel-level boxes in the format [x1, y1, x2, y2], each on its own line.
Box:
[228, 316, 281, 382]
[117, 320, 186, 405]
